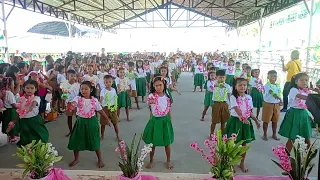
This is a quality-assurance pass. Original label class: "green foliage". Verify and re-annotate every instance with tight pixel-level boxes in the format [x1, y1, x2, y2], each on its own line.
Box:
[14, 140, 62, 179]
[118, 134, 142, 178]
[211, 130, 251, 180]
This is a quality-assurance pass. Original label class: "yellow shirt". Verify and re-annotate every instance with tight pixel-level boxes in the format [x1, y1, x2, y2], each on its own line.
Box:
[285, 60, 301, 82]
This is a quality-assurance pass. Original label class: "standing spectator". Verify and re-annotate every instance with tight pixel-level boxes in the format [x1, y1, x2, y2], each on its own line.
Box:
[45, 55, 54, 72]
[281, 50, 302, 112]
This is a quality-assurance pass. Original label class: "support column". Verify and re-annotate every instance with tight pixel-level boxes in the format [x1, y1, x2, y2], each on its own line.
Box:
[1, 0, 9, 63]
[306, 0, 315, 69]
[236, 21, 241, 51]
[68, 13, 72, 51]
[257, 8, 265, 69]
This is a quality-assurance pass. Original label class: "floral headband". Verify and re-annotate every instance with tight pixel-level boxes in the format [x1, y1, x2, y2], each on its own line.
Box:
[152, 76, 164, 83]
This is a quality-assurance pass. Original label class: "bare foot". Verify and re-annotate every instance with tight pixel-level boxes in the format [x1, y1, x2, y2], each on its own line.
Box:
[69, 159, 79, 167]
[262, 135, 268, 141]
[272, 135, 280, 141]
[166, 162, 174, 169]
[127, 119, 131, 122]
[240, 163, 248, 173]
[146, 162, 154, 169]
[65, 132, 71, 137]
[137, 106, 141, 110]
[200, 118, 204, 121]
[100, 136, 104, 141]
[142, 100, 146, 103]
[97, 161, 105, 168]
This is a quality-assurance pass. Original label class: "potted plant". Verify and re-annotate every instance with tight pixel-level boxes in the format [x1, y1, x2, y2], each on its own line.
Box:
[271, 135, 318, 180]
[115, 134, 153, 180]
[46, 107, 58, 121]
[14, 140, 62, 180]
[190, 129, 251, 180]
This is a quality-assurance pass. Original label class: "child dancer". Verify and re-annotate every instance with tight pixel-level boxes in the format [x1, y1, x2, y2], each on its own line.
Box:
[136, 60, 147, 102]
[278, 73, 312, 152]
[160, 66, 180, 102]
[97, 63, 108, 91]
[219, 58, 229, 71]
[1, 77, 19, 143]
[61, 70, 80, 137]
[250, 69, 264, 118]
[234, 62, 242, 79]
[226, 59, 235, 86]
[144, 60, 151, 90]
[116, 68, 132, 121]
[100, 75, 120, 141]
[68, 81, 109, 168]
[262, 70, 282, 141]
[211, 70, 232, 135]
[126, 62, 139, 109]
[6, 80, 49, 146]
[84, 65, 100, 89]
[224, 77, 260, 173]
[201, 71, 216, 121]
[193, 62, 205, 92]
[109, 63, 118, 91]
[142, 75, 174, 169]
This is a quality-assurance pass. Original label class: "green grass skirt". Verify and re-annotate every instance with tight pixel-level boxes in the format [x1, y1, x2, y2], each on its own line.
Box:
[225, 75, 234, 86]
[118, 91, 131, 108]
[194, 73, 204, 86]
[2, 108, 19, 136]
[142, 114, 174, 146]
[278, 108, 312, 139]
[136, 78, 147, 96]
[146, 72, 151, 83]
[18, 115, 49, 146]
[224, 116, 255, 144]
[204, 91, 213, 107]
[68, 116, 100, 151]
[250, 87, 263, 108]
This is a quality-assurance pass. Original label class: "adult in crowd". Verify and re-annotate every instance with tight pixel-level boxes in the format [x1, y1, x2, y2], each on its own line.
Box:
[281, 50, 302, 112]
[45, 55, 54, 72]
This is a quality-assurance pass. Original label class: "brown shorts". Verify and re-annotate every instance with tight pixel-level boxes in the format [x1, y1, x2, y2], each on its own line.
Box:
[212, 102, 230, 124]
[100, 107, 119, 125]
[65, 102, 77, 116]
[262, 102, 280, 123]
[131, 90, 137, 97]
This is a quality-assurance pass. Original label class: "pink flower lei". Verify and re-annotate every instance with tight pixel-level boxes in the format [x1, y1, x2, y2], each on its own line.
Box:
[78, 96, 96, 118]
[236, 96, 252, 123]
[144, 64, 150, 71]
[148, 93, 171, 116]
[255, 78, 264, 92]
[16, 95, 34, 117]
[198, 64, 204, 72]
[297, 88, 310, 109]
[228, 66, 234, 73]
[209, 80, 215, 92]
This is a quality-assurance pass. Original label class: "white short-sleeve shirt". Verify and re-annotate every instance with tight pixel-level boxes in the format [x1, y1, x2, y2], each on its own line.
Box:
[230, 95, 253, 117]
[148, 94, 171, 117]
[21, 96, 41, 118]
[226, 66, 235, 75]
[115, 77, 130, 92]
[212, 82, 232, 102]
[57, 73, 66, 85]
[288, 88, 307, 109]
[72, 96, 102, 118]
[194, 65, 204, 74]
[264, 83, 281, 104]
[136, 68, 146, 78]
[219, 62, 229, 70]
[60, 82, 80, 102]
[4, 91, 16, 108]
[100, 88, 117, 107]
[206, 80, 215, 92]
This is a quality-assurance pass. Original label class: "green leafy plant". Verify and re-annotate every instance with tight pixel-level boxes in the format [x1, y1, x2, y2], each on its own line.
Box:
[272, 136, 318, 180]
[190, 129, 251, 180]
[14, 140, 62, 179]
[115, 134, 152, 178]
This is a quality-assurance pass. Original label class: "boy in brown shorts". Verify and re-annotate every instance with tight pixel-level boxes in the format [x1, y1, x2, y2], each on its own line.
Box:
[100, 75, 120, 141]
[211, 70, 232, 136]
[262, 70, 282, 141]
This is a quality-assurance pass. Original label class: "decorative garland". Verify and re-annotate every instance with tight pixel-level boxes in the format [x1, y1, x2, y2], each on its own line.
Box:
[147, 93, 171, 116]
[227, 66, 234, 74]
[214, 83, 228, 101]
[236, 96, 252, 123]
[105, 93, 118, 112]
[119, 78, 129, 92]
[16, 95, 34, 117]
[267, 82, 282, 97]
[66, 102, 75, 112]
[109, 68, 117, 77]
[78, 97, 96, 118]
[125, 71, 138, 80]
[297, 88, 310, 109]
[209, 80, 215, 92]
[255, 78, 264, 92]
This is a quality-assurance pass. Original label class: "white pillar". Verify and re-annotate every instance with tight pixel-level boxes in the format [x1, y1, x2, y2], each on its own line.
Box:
[306, 0, 315, 69]
[236, 21, 241, 51]
[68, 13, 72, 51]
[1, 0, 9, 63]
[257, 8, 265, 69]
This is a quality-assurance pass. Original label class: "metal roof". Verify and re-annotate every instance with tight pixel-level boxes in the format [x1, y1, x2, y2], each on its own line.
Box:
[5, 0, 303, 31]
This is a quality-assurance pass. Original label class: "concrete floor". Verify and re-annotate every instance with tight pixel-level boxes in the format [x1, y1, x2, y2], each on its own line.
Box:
[0, 72, 318, 177]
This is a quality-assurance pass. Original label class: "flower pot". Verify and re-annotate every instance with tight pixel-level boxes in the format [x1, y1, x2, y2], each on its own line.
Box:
[118, 173, 142, 180]
[47, 112, 58, 121]
[28, 174, 49, 180]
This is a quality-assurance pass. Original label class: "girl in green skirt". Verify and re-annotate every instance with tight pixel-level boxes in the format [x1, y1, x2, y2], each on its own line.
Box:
[142, 76, 174, 169]
[68, 81, 110, 168]
[225, 59, 235, 86]
[144, 60, 151, 90]
[224, 78, 260, 173]
[160, 67, 181, 103]
[278, 73, 312, 153]
[250, 69, 264, 119]
[116, 68, 132, 121]
[201, 71, 216, 121]
[193, 62, 205, 92]
[1, 77, 19, 143]
[6, 80, 49, 146]
[136, 60, 147, 102]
